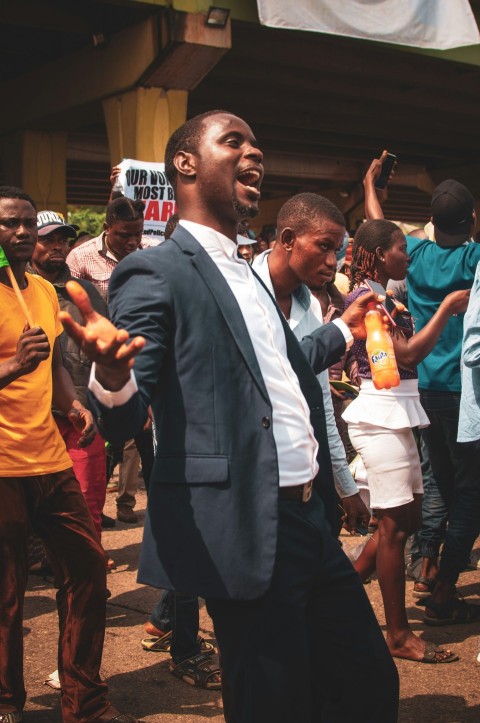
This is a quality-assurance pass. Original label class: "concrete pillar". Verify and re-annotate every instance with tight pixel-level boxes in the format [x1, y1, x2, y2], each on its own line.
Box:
[103, 87, 188, 165]
[0, 130, 68, 213]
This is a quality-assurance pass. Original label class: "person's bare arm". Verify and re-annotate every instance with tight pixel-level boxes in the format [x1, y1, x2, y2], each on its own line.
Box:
[109, 165, 122, 201]
[0, 325, 50, 390]
[51, 339, 96, 447]
[363, 150, 396, 221]
[392, 290, 470, 369]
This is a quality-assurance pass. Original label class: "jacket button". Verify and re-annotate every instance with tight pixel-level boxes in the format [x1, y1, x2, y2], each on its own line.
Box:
[262, 416, 271, 429]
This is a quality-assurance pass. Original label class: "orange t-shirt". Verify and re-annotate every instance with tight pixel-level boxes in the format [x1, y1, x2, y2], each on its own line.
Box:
[0, 273, 71, 476]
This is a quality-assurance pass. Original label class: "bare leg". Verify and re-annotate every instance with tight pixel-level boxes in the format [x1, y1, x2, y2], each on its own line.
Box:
[375, 495, 447, 660]
[354, 532, 378, 581]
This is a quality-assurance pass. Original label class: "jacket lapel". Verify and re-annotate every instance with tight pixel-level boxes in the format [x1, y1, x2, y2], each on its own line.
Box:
[171, 227, 271, 404]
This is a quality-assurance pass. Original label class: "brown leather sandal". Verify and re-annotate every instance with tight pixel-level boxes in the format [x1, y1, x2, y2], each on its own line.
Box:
[169, 652, 221, 689]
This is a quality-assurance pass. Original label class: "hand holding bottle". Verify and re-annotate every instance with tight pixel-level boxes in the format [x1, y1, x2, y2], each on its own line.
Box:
[365, 303, 400, 390]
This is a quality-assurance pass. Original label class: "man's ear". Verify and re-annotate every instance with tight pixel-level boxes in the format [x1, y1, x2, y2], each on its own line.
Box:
[280, 227, 296, 252]
[174, 151, 196, 179]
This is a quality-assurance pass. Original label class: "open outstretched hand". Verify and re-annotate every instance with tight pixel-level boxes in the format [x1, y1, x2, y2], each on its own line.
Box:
[60, 280, 146, 390]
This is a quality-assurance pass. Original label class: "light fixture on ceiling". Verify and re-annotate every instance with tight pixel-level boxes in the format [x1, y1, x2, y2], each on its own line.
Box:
[205, 6, 230, 28]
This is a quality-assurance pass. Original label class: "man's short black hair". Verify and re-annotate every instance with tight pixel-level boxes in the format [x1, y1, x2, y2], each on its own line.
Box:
[277, 193, 345, 236]
[0, 185, 36, 210]
[105, 196, 145, 226]
[165, 110, 233, 189]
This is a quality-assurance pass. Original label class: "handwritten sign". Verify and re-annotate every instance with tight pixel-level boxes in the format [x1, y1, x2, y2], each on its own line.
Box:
[116, 159, 177, 238]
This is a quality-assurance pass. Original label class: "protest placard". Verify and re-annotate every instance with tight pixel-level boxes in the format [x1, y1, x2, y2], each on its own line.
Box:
[115, 159, 177, 238]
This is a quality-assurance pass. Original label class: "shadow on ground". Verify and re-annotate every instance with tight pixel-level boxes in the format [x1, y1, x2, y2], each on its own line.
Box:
[400, 694, 480, 722]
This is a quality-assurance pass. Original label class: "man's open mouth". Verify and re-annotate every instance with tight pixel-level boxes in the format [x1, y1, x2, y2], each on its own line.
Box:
[237, 169, 262, 199]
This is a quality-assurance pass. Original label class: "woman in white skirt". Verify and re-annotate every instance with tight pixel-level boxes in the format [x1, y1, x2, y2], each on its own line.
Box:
[343, 219, 469, 664]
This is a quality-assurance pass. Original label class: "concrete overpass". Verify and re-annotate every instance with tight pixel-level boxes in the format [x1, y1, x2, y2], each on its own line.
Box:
[1, 0, 480, 230]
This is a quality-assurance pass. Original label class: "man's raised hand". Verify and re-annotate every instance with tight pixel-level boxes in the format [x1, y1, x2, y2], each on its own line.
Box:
[340, 291, 387, 340]
[60, 280, 145, 390]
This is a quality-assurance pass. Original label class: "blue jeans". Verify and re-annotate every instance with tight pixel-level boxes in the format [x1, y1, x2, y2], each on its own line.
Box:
[410, 433, 446, 562]
[150, 590, 201, 664]
[419, 390, 480, 585]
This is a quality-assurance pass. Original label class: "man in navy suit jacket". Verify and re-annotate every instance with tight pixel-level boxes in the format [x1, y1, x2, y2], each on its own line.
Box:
[62, 111, 398, 723]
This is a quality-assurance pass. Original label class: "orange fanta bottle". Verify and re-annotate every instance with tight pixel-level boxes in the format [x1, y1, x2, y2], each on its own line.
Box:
[365, 303, 400, 390]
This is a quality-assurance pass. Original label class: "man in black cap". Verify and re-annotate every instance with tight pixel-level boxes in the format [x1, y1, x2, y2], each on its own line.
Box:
[30, 210, 109, 541]
[364, 166, 480, 625]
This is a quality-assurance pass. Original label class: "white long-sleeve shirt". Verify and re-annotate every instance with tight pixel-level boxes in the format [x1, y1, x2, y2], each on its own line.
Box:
[253, 250, 358, 497]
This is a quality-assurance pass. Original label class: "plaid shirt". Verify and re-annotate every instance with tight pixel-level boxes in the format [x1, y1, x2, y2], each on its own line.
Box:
[66, 233, 159, 300]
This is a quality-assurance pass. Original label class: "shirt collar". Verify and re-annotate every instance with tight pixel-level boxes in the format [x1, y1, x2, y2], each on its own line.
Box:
[100, 233, 119, 262]
[179, 220, 243, 262]
[255, 248, 311, 311]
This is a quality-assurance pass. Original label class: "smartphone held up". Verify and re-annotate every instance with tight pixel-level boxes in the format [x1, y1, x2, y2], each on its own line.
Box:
[374, 152, 397, 190]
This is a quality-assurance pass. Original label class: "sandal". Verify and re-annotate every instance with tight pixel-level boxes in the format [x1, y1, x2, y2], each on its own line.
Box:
[169, 652, 221, 689]
[141, 630, 173, 652]
[141, 631, 214, 655]
[413, 575, 436, 599]
[424, 597, 480, 626]
[418, 641, 459, 664]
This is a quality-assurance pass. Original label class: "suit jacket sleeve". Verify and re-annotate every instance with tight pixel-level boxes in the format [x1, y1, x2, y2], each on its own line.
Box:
[299, 322, 346, 374]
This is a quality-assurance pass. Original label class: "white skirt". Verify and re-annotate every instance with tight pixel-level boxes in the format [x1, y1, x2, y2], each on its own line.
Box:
[342, 378, 429, 430]
[347, 423, 423, 509]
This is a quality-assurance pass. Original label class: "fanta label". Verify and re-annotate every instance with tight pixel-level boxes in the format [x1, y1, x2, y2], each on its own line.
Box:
[371, 350, 388, 366]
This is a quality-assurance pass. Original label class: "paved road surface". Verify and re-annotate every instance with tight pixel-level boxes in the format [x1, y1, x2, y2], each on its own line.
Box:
[23, 487, 480, 722]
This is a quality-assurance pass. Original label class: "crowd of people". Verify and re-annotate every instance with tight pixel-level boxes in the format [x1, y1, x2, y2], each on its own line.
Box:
[1, 110, 479, 723]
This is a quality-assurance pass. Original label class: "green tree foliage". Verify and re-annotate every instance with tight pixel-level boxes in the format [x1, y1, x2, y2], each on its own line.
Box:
[67, 206, 105, 237]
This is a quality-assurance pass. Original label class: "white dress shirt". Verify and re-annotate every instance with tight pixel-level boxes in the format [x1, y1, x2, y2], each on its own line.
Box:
[253, 249, 358, 497]
[90, 221, 350, 488]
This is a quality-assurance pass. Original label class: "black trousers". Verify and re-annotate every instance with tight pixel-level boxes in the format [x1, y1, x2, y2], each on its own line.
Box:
[207, 492, 399, 723]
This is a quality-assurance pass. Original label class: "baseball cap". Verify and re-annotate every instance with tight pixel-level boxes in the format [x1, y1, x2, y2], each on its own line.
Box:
[236, 234, 255, 245]
[37, 210, 78, 238]
[431, 179, 474, 245]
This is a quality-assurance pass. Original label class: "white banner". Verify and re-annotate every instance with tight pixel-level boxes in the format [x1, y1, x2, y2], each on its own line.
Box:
[115, 159, 177, 238]
[257, 0, 480, 50]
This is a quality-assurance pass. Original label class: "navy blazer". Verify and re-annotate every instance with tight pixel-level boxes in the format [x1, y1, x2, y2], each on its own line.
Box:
[90, 227, 346, 600]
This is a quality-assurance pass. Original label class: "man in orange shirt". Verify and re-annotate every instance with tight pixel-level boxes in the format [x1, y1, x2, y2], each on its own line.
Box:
[0, 186, 140, 723]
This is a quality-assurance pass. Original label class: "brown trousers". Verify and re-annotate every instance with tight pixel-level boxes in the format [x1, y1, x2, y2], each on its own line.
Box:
[0, 469, 114, 722]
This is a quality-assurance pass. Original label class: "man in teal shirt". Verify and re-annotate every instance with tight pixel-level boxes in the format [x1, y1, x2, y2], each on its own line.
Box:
[405, 181, 480, 624]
